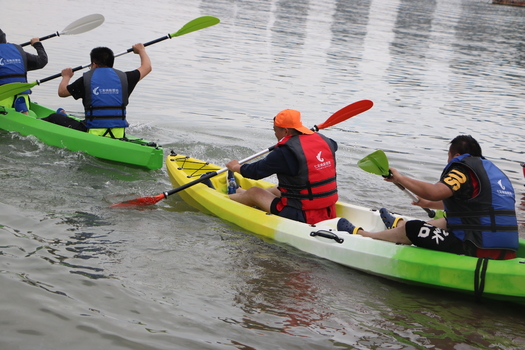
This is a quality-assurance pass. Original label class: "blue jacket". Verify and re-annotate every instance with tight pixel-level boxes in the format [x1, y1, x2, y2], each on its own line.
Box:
[83, 68, 129, 129]
[0, 43, 30, 94]
[442, 154, 519, 251]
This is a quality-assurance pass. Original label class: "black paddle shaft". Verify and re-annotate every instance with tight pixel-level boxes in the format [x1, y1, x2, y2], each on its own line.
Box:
[20, 32, 59, 47]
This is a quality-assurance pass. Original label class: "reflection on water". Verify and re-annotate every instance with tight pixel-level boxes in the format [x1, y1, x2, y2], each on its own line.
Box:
[223, 238, 525, 349]
[0, 209, 120, 290]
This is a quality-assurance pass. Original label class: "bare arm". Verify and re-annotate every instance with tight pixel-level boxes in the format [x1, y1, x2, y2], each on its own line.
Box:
[386, 168, 453, 202]
[412, 197, 445, 210]
[226, 160, 241, 173]
[132, 43, 152, 81]
[58, 68, 74, 97]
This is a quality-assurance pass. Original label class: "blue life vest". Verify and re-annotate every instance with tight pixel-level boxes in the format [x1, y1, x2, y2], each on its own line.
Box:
[442, 154, 519, 251]
[276, 133, 338, 211]
[0, 43, 30, 95]
[83, 68, 129, 129]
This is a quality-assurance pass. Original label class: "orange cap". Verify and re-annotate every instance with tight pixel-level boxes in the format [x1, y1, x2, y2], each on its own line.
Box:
[274, 109, 313, 135]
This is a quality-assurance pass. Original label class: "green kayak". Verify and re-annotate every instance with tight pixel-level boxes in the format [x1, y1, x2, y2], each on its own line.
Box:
[0, 102, 163, 169]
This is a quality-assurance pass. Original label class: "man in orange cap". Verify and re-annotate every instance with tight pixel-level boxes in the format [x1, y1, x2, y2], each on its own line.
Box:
[226, 109, 338, 224]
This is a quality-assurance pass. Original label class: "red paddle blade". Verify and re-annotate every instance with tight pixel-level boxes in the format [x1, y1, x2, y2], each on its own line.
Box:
[316, 100, 373, 130]
[110, 194, 165, 207]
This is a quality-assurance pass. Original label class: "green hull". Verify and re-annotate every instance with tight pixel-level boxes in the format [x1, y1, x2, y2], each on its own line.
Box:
[167, 153, 525, 306]
[0, 102, 163, 169]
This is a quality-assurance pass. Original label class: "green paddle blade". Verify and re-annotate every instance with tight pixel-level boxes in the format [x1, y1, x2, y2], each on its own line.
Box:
[170, 16, 220, 37]
[357, 150, 390, 176]
[0, 82, 39, 102]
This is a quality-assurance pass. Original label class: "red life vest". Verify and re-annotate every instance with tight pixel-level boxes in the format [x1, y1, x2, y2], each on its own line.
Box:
[275, 133, 338, 223]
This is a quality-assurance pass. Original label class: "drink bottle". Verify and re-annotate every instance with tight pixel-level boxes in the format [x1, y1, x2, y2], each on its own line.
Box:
[227, 170, 238, 194]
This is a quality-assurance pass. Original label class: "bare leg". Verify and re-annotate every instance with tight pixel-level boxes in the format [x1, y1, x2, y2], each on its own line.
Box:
[357, 217, 447, 245]
[229, 186, 277, 212]
[357, 224, 412, 245]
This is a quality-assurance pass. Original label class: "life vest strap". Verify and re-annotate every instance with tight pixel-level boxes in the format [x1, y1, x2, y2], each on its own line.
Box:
[279, 176, 337, 190]
[281, 188, 338, 200]
[86, 104, 126, 120]
[474, 257, 490, 303]
[447, 223, 518, 232]
[446, 209, 516, 218]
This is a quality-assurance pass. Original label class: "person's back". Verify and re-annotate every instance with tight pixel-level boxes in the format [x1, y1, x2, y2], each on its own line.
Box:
[442, 155, 518, 257]
[226, 109, 339, 225]
[275, 131, 338, 224]
[345, 134, 518, 260]
[0, 29, 48, 112]
[44, 44, 151, 137]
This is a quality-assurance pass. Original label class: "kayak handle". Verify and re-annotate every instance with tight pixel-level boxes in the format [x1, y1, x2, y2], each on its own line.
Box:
[310, 230, 344, 244]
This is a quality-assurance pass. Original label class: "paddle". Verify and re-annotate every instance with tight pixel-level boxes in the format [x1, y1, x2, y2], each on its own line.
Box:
[358, 150, 436, 218]
[110, 99, 374, 207]
[0, 16, 220, 101]
[20, 14, 105, 47]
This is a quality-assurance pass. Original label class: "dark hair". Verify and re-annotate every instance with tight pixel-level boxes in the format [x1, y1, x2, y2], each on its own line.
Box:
[90, 47, 114, 67]
[0, 29, 6, 44]
[449, 135, 482, 157]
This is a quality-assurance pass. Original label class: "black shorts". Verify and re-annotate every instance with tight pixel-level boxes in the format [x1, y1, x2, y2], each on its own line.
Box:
[270, 198, 306, 223]
[405, 220, 465, 255]
[42, 113, 88, 132]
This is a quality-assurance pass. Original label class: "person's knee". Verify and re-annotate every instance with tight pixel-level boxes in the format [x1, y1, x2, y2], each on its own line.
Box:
[244, 186, 275, 211]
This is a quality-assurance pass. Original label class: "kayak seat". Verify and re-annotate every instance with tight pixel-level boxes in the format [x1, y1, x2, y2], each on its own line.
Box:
[199, 173, 215, 189]
[88, 127, 125, 138]
[379, 208, 402, 229]
[337, 218, 362, 235]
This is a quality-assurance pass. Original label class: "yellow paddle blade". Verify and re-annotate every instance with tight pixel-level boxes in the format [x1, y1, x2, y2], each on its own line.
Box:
[170, 16, 220, 37]
[0, 82, 38, 102]
[357, 150, 390, 177]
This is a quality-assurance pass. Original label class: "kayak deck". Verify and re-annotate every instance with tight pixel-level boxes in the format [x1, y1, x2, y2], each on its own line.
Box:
[0, 102, 163, 169]
[166, 152, 525, 306]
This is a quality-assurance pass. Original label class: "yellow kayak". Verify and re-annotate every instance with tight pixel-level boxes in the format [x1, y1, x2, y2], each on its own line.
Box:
[166, 152, 525, 306]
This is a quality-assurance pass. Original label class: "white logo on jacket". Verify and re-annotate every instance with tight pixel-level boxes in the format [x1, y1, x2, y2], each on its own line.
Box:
[92, 86, 120, 96]
[316, 151, 324, 162]
[314, 151, 332, 170]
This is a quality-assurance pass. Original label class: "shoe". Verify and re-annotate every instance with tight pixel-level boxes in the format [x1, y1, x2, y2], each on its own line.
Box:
[379, 208, 402, 229]
[337, 218, 362, 235]
[14, 96, 28, 113]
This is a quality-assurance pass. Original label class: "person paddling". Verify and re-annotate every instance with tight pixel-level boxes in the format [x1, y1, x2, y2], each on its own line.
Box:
[340, 135, 519, 260]
[0, 29, 48, 114]
[226, 109, 339, 225]
[43, 44, 151, 138]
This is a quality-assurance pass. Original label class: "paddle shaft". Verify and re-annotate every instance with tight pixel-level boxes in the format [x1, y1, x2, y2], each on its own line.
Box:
[162, 102, 373, 199]
[162, 147, 275, 199]
[32, 39, 160, 85]
[19, 14, 105, 47]
[9, 16, 220, 91]
[13, 36, 185, 87]
[387, 173, 436, 218]
[20, 32, 60, 47]
[111, 99, 371, 207]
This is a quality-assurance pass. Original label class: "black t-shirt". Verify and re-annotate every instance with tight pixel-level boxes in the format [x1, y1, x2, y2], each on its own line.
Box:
[67, 69, 141, 100]
[440, 163, 478, 200]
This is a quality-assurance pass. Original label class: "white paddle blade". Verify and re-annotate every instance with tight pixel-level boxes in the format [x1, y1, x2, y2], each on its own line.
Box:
[61, 14, 105, 35]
